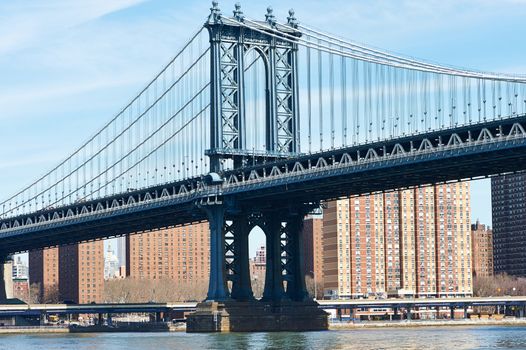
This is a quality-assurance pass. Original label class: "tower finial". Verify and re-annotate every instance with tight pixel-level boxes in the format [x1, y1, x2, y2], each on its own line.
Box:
[208, 1, 222, 24]
[265, 6, 276, 26]
[287, 8, 298, 28]
[233, 2, 244, 21]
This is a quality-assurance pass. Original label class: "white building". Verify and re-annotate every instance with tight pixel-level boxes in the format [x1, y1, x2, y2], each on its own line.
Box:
[104, 244, 121, 280]
[12, 256, 28, 279]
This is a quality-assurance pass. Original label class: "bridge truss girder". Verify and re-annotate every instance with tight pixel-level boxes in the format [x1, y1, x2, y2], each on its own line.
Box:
[2, 115, 526, 257]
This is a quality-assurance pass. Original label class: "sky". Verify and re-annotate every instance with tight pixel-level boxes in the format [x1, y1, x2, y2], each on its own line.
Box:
[1, 0, 526, 260]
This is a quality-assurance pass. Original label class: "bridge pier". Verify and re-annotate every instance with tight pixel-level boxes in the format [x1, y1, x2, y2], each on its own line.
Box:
[262, 214, 286, 302]
[283, 214, 309, 301]
[230, 216, 254, 301]
[187, 206, 328, 332]
[205, 205, 229, 301]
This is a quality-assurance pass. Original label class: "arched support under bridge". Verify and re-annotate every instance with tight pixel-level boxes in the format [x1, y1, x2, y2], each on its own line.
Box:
[187, 202, 327, 332]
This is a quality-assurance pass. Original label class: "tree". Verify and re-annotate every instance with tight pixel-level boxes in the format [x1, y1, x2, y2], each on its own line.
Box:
[28, 283, 41, 304]
[103, 278, 208, 303]
[305, 275, 324, 299]
[42, 284, 60, 303]
[474, 274, 526, 297]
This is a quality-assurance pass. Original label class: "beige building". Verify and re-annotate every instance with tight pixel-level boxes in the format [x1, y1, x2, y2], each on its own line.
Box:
[384, 191, 401, 295]
[323, 183, 472, 299]
[399, 189, 417, 295]
[250, 245, 266, 296]
[435, 183, 471, 297]
[126, 223, 210, 284]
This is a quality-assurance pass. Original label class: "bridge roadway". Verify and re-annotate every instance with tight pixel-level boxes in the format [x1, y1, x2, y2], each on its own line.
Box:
[1, 297, 526, 317]
[1, 114, 526, 254]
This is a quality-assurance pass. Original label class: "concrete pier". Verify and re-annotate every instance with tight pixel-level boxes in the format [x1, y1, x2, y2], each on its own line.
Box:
[186, 300, 328, 332]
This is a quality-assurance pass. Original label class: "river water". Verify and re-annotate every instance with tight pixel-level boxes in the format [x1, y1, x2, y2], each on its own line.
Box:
[1, 326, 526, 350]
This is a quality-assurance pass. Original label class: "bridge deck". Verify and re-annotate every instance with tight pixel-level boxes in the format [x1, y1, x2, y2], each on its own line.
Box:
[1, 115, 526, 254]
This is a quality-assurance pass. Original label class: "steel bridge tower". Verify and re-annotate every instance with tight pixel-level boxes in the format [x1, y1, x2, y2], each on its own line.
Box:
[205, 2, 301, 172]
[187, 3, 328, 332]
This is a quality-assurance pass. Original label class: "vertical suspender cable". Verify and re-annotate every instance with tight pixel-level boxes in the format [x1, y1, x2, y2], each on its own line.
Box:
[353, 58, 359, 144]
[318, 43, 323, 151]
[329, 48, 335, 148]
[477, 79, 482, 122]
[341, 52, 347, 146]
[492, 80, 497, 119]
[307, 46, 312, 153]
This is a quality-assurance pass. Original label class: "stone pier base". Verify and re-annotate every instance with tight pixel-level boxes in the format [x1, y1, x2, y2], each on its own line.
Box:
[186, 300, 329, 332]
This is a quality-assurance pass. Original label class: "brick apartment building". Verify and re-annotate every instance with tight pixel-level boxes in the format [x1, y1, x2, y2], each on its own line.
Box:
[29, 241, 104, 304]
[126, 223, 210, 283]
[323, 183, 472, 299]
[471, 220, 493, 277]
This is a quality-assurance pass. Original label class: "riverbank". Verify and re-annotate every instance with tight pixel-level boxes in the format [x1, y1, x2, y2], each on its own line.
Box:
[0, 326, 69, 334]
[329, 317, 526, 329]
[0, 323, 185, 334]
[2, 318, 526, 334]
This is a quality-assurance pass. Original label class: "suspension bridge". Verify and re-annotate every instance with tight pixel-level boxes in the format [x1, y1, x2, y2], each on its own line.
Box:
[1, 2, 526, 331]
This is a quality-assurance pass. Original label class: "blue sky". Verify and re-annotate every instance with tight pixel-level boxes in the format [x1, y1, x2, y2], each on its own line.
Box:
[1, 0, 526, 259]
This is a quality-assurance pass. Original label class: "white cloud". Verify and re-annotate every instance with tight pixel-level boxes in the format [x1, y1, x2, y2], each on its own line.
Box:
[0, 0, 147, 55]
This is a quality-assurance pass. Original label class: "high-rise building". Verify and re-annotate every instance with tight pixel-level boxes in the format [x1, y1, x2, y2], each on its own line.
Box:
[2, 259, 13, 300]
[399, 189, 417, 296]
[254, 245, 266, 265]
[349, 194, 386, 298]
[492, 174, 526, 276]
[250, 245, 266, 283]
[29, 247, 59, 302]
[126, 223, 210, 283]
[414, 187, 436, 297]
[322, 200, 349, 298]
[12, 256, 28, 279]
[302, 217, 324, 297]
[59, 241, 104, 304]
[323, 183, 472, 299]
[30, 242, 104, 304]
[117, 236, 126, 268]
[435, 183, 471, 297]
[248, 245, 266, 298]
[471, 220, 493, 277]
[104, 244, 120, 279]
[384, 191, 402, 295]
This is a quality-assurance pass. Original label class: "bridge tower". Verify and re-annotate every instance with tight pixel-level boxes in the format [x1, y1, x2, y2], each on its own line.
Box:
[187, 3, 328, 332]
[205, 2, 301, 172]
